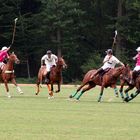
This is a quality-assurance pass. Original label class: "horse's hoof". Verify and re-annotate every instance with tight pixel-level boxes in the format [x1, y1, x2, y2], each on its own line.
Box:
[48, 96, 54, 99]
[7, 95, 11, 98]
[130, 93, 134, 98]
[19, 91, 23, 94]
[124, 97, 129, 102]
[98, 99, 101, 102]
[116, 95, 119, 98]
[69, 95, 73, 98]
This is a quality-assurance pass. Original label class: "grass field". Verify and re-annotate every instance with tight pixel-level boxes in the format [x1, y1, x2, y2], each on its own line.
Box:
[0, 84, 140, 140]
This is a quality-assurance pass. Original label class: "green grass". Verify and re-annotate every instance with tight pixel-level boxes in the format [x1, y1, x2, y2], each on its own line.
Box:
[0, 84, 140, 140]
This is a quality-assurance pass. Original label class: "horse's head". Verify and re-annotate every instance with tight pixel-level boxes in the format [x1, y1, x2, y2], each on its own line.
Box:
[120, 64, 131, 79]
[57, 57, 67, 69]
[113, 64, 130, 77]
[9, 52, 20, 64]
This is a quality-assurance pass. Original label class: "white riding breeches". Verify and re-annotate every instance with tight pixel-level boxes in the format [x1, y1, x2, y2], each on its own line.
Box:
[0, 62, 5, 69]
[46, 63, 55, 72]
[134, 66, 140, 71]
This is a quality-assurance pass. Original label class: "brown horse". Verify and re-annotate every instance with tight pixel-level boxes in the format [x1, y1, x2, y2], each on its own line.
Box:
[69, 65, 127, 102]
[119, 65, 134, 100]
[124, 71, 140, 102]
[0, 52, 23, 98]
[36, 57, 67, 98]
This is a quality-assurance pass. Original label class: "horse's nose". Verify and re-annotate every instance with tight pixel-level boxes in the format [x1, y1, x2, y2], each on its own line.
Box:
[16, 59, 20, 64]
[63, 64, 67, 69]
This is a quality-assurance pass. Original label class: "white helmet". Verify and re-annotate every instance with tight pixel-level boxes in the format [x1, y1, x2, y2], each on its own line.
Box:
[136, 47, 140, 51]
[1, 46, 8, 51]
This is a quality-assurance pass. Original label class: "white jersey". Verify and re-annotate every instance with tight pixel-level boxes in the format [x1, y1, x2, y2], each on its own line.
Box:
[102, 55, 121, 70]
[41, 54, 58, 72]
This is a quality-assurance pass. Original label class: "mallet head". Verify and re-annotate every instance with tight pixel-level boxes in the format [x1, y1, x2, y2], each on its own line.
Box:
[14, 18, 18, 23]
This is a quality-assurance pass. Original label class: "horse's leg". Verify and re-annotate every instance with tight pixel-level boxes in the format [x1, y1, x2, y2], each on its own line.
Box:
[124, 85, 134, 99]
[119, 81, 125, 99]
[36, 79, 40, 95]
[4, 81, 11, 98]
[112, 85, 119, 97]
[125, 89, 140, 102]
[48, 83, 54, 99]
[98, 85, 104, 102]
[11, 78, 23, 94]
[55, 82, 60, 93]
[69, 82, 87, 98]
[76, 82, 95, 100]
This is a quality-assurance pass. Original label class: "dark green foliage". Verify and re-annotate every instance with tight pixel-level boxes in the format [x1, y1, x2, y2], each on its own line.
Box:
[0, 0, 139, 82]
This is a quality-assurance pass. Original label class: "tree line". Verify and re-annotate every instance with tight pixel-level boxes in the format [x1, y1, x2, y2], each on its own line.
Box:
[0, 0, 139, 83]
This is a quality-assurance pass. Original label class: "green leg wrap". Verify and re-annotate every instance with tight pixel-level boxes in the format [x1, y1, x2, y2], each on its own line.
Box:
[114, 87, 118, 97]
[98, 93, 103, 102]
[76, 91, 84, 100]
[120, 92, 124, 99]
[71, 92, 77, 98]
[114, 87, 118, 94]
[125, 92, 129, 98]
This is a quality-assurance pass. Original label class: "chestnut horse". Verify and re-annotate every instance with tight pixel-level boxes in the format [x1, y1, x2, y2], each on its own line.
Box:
[119, 65, 134, 100]
[36, 57, 67, 98]
[123, 71, 140, 102]
[0, 52, 23, 98]
[69, 66, 127, 102]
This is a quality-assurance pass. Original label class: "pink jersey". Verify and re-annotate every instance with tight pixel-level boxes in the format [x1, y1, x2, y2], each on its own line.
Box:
[136, 54, 140, 66]
[0, 50, 9, 62]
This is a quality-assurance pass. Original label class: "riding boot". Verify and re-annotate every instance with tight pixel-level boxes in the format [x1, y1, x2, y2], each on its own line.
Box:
[45, 72, 50, 83]
[91, 68, 104, 80]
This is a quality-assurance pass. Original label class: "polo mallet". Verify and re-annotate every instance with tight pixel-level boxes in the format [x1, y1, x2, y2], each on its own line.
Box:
[11, 18, 18, 45]
[112, 30, 117, 49]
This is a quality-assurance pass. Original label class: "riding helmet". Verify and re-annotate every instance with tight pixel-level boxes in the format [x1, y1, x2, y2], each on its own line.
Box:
[1, 46, 8, 51]
[136, 47, 140, 52]
[47, 50, 52, 54]
[106, 49, 113, 54]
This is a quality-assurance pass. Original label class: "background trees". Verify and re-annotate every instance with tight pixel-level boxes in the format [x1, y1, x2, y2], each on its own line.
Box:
[0, 0, 139, 82]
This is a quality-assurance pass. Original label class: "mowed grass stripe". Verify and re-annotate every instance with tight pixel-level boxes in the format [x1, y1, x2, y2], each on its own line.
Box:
[0, 85, 140, 140]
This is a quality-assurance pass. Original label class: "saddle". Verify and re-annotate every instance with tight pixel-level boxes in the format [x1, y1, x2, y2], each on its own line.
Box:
[99, 68, 111, 77]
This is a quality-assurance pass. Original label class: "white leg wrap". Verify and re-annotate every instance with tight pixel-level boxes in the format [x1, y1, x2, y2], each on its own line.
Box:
[7, 92, 11, 98]
[16, 86, 23, 94]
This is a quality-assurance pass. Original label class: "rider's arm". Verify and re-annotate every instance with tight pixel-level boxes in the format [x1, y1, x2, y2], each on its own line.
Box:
[41, 55, 47, 66]
[6, 53, 9, 59]
[103, 55, 111, 64]
[133, 54, 138, 60]
[114, 57, 124, 66]
[53, 54, 58, 62]
[7, 47, 10, 51]
[119, 61, 124, 66]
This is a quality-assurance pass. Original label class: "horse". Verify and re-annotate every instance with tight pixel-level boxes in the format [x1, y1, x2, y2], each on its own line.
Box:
[69, 65, 128, 102]
[124, 71, 140, 102]
[35, 56, 67, 98]
[119, 65, 134, 100]
[0, 52, 23, 98]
